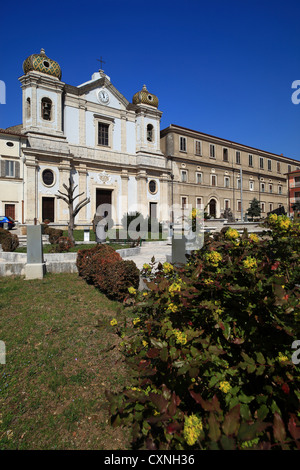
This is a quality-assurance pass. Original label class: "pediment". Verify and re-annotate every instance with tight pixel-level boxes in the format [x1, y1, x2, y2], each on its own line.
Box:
[64, 77, 130, 109]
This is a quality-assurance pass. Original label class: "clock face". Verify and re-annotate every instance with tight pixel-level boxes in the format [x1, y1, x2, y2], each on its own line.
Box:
[98, 89, 109, 104]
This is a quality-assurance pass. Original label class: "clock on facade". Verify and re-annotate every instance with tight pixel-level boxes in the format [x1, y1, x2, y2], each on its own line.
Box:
[98, 89, 109, 104]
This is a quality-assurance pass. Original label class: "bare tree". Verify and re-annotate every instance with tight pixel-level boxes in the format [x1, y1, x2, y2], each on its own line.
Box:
[56, 176, 90, 245]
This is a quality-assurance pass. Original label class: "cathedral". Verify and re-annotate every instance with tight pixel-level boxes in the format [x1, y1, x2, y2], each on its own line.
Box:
[1, 48, 300, 229]
[1, 48, 170, 227]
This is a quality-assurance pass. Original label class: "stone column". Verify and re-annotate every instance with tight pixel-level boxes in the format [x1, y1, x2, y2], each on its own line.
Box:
[120, 169, 129, 222]
[77, 163, 88, 223]
[136, 170, 147, 217]
[25, 155, 38, 224]
[58, 159, 72, 223]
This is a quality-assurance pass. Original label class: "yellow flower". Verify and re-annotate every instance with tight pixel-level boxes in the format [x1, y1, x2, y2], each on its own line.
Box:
[143, 292, 148, 297]
[277, 352, 289, 363]
[128, 286, 136, 295]
[183, 414, 203, 446]
[278, 217, 291, 230]
[243, 256, 257, 270]
[154, 410, 160, 416]
[143, 263, 151, 271]
[219, 381, 231, 393]
[169, 282, 181, 296]
[205, 251, 222, 267]
[172, 329, 187, 345]
[167, 302, 178, 313]
[133, 317, 140, 325]
[163, 262, 174, 274]
[142, 340, 148, 347]
[268, 213, 278, 223]
[110, 318, 118, 326]
[225, 228, 239, 240]
[249, 233, 259, 243]
[204, 278, 214, 285]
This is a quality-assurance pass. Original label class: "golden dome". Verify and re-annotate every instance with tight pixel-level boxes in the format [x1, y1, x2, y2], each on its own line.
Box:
[132, 84, 158, 108]
[23, 48, 62, 80]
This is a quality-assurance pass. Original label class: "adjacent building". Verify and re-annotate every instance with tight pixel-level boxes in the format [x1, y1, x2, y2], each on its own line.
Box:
[287, 169, 300, 216]
[161, 124, 300, 220]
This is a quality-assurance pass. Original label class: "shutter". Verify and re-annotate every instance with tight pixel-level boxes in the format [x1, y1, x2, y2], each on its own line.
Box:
[15, 161, 20, 178]
[0, 160, 5, 177]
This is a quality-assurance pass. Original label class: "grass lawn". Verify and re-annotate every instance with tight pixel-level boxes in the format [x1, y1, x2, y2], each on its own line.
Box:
[0, 273, 133, 450]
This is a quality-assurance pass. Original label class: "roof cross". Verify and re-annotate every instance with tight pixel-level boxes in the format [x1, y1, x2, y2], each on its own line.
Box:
[97, 56, 106, 70]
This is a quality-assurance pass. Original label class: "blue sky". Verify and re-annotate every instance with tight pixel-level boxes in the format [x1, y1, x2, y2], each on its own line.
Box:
[1, 0, 300, 160]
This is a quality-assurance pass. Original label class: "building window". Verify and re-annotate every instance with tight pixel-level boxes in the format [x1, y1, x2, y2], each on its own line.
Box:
[259, 157, 264, 169]
[295, 176, 300, 186]
[249, 180, 254, 191]
[269, 203, 273, 212]
[181, 170, 187, 182]
[224, 199, 230, 210]
[237, 200, 241, 212]
[180, 136, 187, 152]
[261, 202, 265, 213]
[261, 183, 265, 193]
[237, 178, 241, 190]
[98, 122, 109, 146]
[268, 159, 272, 171]
[195, 140, 202, 155]
[196, 197, 202, 209]
[249, 154, 253, 167]
[5, 160, 15, 177]
[223, 148, 228, 162]
[42, 169, 55, 186]
[288, 165, 291, 173]
[210, 144, 215, 158]
[181, 196, 188, 209]
[196, 172, 203, 184]
[236, 151, 241, 164]
[211, 174, 217, 186]
[41, 97, 52, 121]
[269, 184, 273, 193]
[148, 179, 157, 194]
[277, 162, 281, 173]
[278, 185, 282, 194]
[224, 176, 230, 188]
[147, 124, 154, 142]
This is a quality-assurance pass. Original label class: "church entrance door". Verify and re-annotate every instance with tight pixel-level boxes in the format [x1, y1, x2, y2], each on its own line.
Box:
[209, 198, 216, 218]
[42, 197, 55, 222]
[96, 189, 112, 218]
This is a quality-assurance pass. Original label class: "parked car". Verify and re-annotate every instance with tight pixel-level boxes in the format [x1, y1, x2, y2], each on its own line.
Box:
[0, 216, 15, 229]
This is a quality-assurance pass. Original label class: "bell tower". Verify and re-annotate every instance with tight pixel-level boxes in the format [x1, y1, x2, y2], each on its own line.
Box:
[19, 48, 64, 136]
[132, 84, 163, 157]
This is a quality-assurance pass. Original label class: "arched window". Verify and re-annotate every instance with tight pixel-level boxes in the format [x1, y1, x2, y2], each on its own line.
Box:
[147, 124, 154, 142]
[41, 97, 52, 121]
[26, 97, 31, 119]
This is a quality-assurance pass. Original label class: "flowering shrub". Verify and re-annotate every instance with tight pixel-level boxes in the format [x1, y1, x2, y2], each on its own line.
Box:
[0, 228, 19, 252]
[106, 218, 300, 450]
[49, 236, 74, 253]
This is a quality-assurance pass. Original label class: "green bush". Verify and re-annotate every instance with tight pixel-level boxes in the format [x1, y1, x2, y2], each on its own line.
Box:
[0, 228, 19, 252]
[106, 215, 300, 450]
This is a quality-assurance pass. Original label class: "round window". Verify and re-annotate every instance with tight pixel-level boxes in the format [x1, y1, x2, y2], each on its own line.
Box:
[42, 169, 54, 186]
[6, 142, 14, 147]
[43, 60, 50, 68]
[149, 180, 157, 194]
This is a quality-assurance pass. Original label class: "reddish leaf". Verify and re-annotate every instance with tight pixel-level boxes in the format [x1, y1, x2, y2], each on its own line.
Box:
[208, 412, 221, 442]
[222, 404, 240, 436]
[190, 391, 221, 412]
[149, 393, 169, 414]
[147, 348, 159, 358]
[273, 412, 286, 443]
[288, 414, 300, 441]
[168, 392, 181, 416]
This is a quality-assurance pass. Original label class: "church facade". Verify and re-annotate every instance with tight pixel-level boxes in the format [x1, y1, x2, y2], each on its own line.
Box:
[1, 48, 300, 229]
[10, 48, 170, 227]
